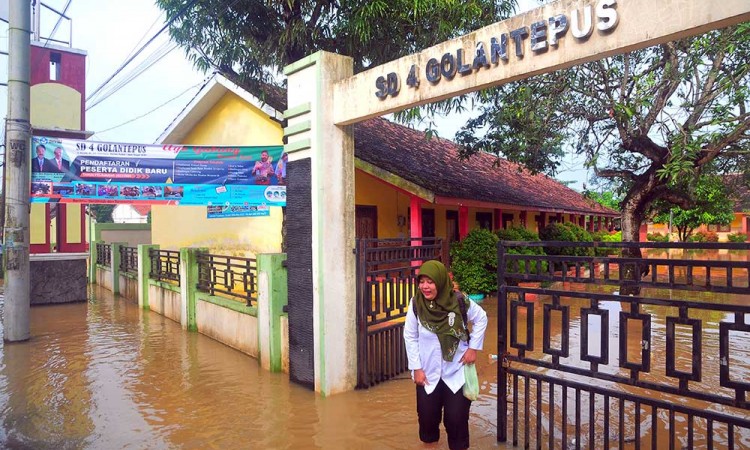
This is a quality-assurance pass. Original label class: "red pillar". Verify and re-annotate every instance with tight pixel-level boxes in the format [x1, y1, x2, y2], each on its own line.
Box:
[410, 197, 423, 268]
[557, 212, 563, 223]
[494, 208, 502, 231]
[639, 223, 648, 242]
[740, 214, 747, 234]
[459, 206, 469, 239]
[578, 215, 585, 227]
[587, 216, 595, 232]
[539, 212, 547, 232]
[520, 211, 527, 228]
[597, 216, 602, 232]
[410, 196, 422, 239]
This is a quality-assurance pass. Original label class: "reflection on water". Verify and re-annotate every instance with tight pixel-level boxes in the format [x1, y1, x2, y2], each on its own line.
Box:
[0, 286, 506, 449]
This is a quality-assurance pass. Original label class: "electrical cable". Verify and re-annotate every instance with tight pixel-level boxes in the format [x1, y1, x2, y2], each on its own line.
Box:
[86, 0, 242, 110]
[87, 40, 178, 111]
[85, 0, 202, 103]
[90, 78, 207, 138]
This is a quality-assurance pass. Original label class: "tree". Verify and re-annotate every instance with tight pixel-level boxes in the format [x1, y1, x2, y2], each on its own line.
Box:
[584, 190, 622, 212]
[89, 205, 115, 223]
[455, 24, 750, 246]
[652, 175, 735, 242]
[156, 0, 517, 88]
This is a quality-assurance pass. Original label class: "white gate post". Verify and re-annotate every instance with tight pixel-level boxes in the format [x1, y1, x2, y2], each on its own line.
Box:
[284, 52, 357, 395]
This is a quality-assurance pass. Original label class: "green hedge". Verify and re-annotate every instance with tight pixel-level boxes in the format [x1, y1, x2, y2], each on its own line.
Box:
[647, 232, 669, 242]
[592, 230, 622, 256]
[539, 222, 595, 257]
[727, 232, 748, 243]
[450, 228, 499, 295]
[496, 226, 547, 275]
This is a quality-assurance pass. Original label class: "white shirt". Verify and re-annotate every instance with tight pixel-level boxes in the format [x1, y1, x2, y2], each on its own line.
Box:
[404, 298, 488, 395]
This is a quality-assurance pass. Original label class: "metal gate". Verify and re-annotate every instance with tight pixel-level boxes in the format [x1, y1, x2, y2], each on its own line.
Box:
[355, 237, 446, 388]
[497, 241, 750, 448]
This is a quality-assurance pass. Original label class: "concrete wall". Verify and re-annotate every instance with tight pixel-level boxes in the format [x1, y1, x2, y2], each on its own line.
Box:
[196, 296, 259, 357]
[99, 229, 151, 246]
[281, 315, 289, 374]
[96, 266, 113, 291]
[118, 274, 139, 302]
[30, 255, 88, 304]
[148, 283, 181, 323]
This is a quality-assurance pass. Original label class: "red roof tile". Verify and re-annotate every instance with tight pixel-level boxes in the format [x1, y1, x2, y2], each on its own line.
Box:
[354, 117, 617, 216]
[132, 205, 151, 216]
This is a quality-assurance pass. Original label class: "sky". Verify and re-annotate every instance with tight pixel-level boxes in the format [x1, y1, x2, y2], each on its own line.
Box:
[1, 0, 589, 190]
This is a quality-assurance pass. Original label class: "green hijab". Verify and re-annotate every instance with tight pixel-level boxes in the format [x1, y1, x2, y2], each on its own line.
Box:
[413, 260, 468, 361]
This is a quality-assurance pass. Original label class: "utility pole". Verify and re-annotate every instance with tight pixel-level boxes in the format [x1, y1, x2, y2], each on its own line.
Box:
[3, 0, 32, 342]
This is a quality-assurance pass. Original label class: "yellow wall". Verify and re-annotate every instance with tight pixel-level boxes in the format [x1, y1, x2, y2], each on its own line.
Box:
[31, 83, 81, 130]
[354, 171, 411, 238]
[354, 170, 546, 238]
[151, 91, 284, 256]
[30, 204, 46, 245]
[66, 204, 82, 243]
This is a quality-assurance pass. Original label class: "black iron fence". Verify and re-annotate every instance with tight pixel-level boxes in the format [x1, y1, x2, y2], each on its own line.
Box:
[119, 246, 138, 275]
[96, 243, 111, 267]
[149, 249, 181, 285]
[497, 241, 750, 448]
[355, 237, 446, 388]
[197, 253, 257, 306]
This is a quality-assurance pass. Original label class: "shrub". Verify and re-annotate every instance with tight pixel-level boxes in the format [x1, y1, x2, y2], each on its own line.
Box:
[450, 228, 499, 295]
[727, 232, 748, 243]
[689, 231, 719, 243]
[647, 232, 669, 242]
[539, 222, 594, 257]
[592, 230, 622, 256]
[705, 231, 719, 242]
[496, 226, 548, 275]
[688, 232, 705, 242]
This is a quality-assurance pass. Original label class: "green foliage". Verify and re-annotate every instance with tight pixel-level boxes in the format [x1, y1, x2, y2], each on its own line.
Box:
[538, 222, 594, 257]
[592, 230, 622, 256]
[647, 232, 670, 242]
[90, 205, 115, 223]
[157, 0, 517, 86]
[652, 175, 735, 241]
[727, 232, 748, 243]
[450, 228, 499, 294]
[455, 23, 750, 243]
[584, 191, 622, 211]
[689, 231, 719, 243]
[496, 226, 547, 275]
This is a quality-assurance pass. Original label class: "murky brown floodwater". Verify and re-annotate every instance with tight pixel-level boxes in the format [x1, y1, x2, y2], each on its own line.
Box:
[0, 286, 506, 450]
[1, 248, 748, 449]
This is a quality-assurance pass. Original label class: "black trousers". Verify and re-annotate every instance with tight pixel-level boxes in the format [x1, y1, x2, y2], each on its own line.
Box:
[416, 379, 472, 450]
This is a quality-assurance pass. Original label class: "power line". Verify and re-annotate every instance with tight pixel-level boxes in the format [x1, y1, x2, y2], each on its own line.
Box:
[85, 0, 201, 103]
[90, 79, 207, 138]
[87, 40, 178, 111]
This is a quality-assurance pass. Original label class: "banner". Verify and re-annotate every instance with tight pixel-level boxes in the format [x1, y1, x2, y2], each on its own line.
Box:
[30, 136, 288, 207]
[207, 204, 271, 219]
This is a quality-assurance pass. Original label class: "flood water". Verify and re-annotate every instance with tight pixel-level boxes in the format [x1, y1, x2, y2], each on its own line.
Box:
[1, 248, 748, 449]
[0, 286, 506, 449]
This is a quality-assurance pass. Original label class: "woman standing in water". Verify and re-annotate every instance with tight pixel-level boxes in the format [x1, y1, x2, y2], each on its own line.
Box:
[404, 260, 488, 450]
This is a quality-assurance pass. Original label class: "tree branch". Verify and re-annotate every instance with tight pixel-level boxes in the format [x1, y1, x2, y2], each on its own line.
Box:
[595, 168, 637, 181]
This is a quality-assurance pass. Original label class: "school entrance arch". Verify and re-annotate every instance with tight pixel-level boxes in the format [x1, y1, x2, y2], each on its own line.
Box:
[281, 0, 750, 396]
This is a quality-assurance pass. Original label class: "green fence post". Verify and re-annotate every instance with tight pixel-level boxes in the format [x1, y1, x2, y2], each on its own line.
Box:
[258, 253, 288, 372]
[179, 247, 206, 332]
[89, 240, 98, 284]
[110, 242, 126, 295]
[138, 244, 159, 310]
